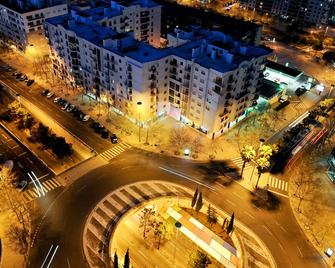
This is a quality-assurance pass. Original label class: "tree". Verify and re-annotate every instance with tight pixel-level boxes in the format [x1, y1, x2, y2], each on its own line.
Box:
[0, 165, 31, 261]
[113, 252, 119, 268]
[153, 220, 164, 249]
[188, 250, 211, 268]
[138, 207, 156, 238]
[322, 50, 335, 64]
[206, 204, 217, 227]
[169, 127, 191, 154]
[240, 145, 256, 178]
[255, 157, 271, 189]
[191, 187, 198, 208]
[190, 136, 203, 157]
[195, 192, 203, 214]
[227, 212, 235, 235]
[124, 248, 130, 268]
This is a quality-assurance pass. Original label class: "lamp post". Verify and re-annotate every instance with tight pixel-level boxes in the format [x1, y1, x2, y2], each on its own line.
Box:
[173, 221, 182, 267]
[328, 84, 334, 98]
[137, 101, 142, 142]
[250, 138, 265, 182]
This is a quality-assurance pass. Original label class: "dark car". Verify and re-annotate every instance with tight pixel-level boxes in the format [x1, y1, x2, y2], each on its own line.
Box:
[26, 79, 34, 86]
[110, 134, 118, 144]
[15, 73, 22, 79]
[95, 126, 105, 134]
[101, 130, 109, 139]
[90, 122, 100, 129]
[295, 87, 307, 96]
[41, 89, 50, 96]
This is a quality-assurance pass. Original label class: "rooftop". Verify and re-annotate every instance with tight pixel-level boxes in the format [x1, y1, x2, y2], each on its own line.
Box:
[0, 0, 66, 14]
[75, 6, 122, 21]
[266, 60, 303, 78]
[111, 0, 159, 8]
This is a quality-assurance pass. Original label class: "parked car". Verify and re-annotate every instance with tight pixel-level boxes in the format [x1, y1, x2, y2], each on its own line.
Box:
[58, 98, 65, 106]
[90, 122, 100, 129]
[66, 104, 75, 112]
[41, 89, 50, 96]
[46, 92, 54, 98]
[94, 125, 105, 134]
[101, 130, 109, 139]
[110, 134, 118, 144]
[53, 97, 60, 103]
[12, 71, 19, 76]
[295, 87, 307, 97]
[26, 79, 34, 86]
[17, 180, 28, 192]
[20, 75, 28, 81]
[82, 115, 90, 122]
[77, 113, 84, 121]
[61, 103, 69, 110]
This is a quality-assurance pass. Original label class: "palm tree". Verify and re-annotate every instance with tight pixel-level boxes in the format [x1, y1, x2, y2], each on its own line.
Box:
[255, 157, 271, 189]
[240, 145, 256, 178]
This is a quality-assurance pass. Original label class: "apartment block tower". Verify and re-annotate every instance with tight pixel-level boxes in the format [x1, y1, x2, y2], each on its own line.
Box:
[240, 0, 334, 25]
[45, 0, 271, 138]
[0, 0, 68, 50]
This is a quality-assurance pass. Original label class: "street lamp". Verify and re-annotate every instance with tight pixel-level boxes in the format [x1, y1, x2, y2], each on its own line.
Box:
[137, 101, 142, 142]
[173, 221, 182, 267]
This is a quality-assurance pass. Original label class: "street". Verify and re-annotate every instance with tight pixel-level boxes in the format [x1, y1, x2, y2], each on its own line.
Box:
[28, 148, 326, 268]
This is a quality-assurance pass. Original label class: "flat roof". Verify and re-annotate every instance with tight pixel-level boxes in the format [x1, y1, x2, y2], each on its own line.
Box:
[0, 0, 65, 14]
[112, 0, 159, 8]
[266, 60, 302, 78]
[259, 79, 281, 99]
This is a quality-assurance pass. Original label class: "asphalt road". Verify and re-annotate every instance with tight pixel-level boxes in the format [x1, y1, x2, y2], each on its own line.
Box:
[0, 125, 51, 183]
[0, 66, 112, 153]
[28, 149, 326, 268]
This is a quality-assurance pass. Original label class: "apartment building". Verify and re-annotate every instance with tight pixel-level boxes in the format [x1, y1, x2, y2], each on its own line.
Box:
[45, 6, 270, 138]
[72, 0, 161, 47]
[0, 0, 68, 50]
[240, 0, 334, 25]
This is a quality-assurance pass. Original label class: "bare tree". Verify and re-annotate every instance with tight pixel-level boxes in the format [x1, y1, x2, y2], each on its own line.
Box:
[138, 207, 156, 238]
[0, 165, 31, 260]
[169, 127, 191, 154]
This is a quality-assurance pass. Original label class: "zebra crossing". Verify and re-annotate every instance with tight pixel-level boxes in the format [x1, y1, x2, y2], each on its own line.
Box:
[83, 181, 193, 266]
[267, 176, 288, 193]
[23, 177, 62, 202]
[99, 142, 131, 161]
[231, 156, 253, 170]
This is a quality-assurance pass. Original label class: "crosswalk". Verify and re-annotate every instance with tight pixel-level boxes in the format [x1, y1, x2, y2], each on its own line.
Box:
[267, 176, 288, 192]
[23, 177, 62, 202]
[84, 181, 193, 266]
[231, 156, 289, 193]
[99, 142, 131, 161]
[231, 156, 253, 170]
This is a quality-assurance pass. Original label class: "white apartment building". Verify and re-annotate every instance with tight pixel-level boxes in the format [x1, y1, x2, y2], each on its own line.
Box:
[45, 5, 271, 138]
[0, 0, 68, 50]
[241, 0, 334, 25]
[72, 0, 161, 47]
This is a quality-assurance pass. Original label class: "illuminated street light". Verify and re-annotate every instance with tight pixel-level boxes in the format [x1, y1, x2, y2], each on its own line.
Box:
[137, 101, 142, 142]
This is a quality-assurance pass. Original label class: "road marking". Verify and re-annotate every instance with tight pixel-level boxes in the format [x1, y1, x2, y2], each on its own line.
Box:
[243, 211, 255, 219]
[45, 245, 59, 268]
[263, 225, 273, 236]
[159, 166, 216, 191]
[11, 145, 19, 149]
[1, 134, 8, 139]
[231, 191, 243, 199]
[41, 245, 54, 268]
[226, 199, 236, 207]
[297, 245, 303, 257]
[137, 250, 148, 260]
[18, 152, 27, 156]
[275, 221, 288, 233]
[121, 166, 133, 170]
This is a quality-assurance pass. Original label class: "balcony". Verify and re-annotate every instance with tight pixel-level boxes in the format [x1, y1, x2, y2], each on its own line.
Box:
[235, 90, 250, 100]
[183, 81, 189, 88]
[149, 74, 156, 80]
[219, 108, 230, 117]
[214, 77, 223, 86]
[170, 59, 178, 66]
[184, 74, 190, 80]
[150, 82, 156, 89]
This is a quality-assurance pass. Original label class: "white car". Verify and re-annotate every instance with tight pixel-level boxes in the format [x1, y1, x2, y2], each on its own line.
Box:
[61, 103, 69, 110]
[46, 92, 54, 98]
[53, 97, 60, 103]
[82, 115, 90, 121]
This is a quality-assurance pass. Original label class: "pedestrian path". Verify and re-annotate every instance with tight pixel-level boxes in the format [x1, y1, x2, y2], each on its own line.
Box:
[99, 142, 131, 161]
[267, 176, 288, 193]
[83, 181, 193, 267]
[230, 156, 253, 170]
[23, 177, 62, 202]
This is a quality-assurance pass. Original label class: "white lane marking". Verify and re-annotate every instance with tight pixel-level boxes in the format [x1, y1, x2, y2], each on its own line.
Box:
[37, 173, 50, 180]
[18, 152, 27, 157]
[1, 134, 8, 139]
[226, 199, 236, 207]
[121, 166, 133, 170]
[40, 245, 54, 268]
[243, 211, 255, 219]
[231, 191, 243, 199]
[11, 145, 19, 149]
[263, 225, 273, 236]
[159, 166, 216, 191]
[45, 245, 59, 268]
[297, 245, 303, 257]
[28, 172, 41, 197]
[32, 171, 45, 196]
[275, 221, 288, 233]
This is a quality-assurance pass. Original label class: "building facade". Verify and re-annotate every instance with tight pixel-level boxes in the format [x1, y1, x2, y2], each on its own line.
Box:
[0, 0, 68, 50]
[240, 0, 334, 25]
[45, 3, 271, 138]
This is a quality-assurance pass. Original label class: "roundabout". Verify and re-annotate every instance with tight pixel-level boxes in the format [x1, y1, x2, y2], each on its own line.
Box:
[83, 181, 276, 268]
